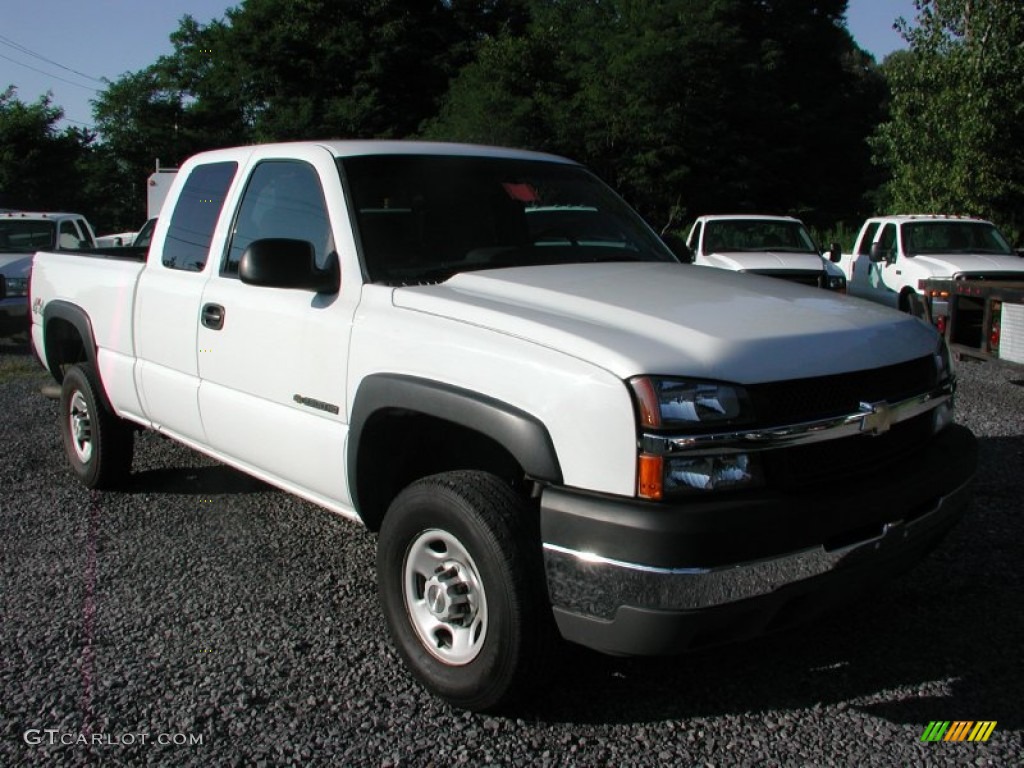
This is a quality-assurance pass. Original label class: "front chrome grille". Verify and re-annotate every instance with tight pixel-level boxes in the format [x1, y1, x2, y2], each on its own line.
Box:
[765, 411, 934, 489]
[747, 355, 938, 427]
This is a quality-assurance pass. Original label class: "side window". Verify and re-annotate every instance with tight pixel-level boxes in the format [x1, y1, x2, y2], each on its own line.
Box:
[223, 160, 333, 277]
[77, 220, 95, 248]
[878, 223, 897, 260]
[687, 222, 702, 251]
[163, 161, 237, 272]
[58, 220, 82, 250]
[857, 222, 881, 255]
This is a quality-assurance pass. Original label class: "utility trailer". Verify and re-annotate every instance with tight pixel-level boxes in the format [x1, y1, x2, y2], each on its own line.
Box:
[918, 278, 1024, 365]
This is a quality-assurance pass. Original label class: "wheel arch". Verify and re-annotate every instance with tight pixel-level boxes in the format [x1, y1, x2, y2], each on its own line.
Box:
[349, 374, 562, 530]
[41, 300, 98, 384]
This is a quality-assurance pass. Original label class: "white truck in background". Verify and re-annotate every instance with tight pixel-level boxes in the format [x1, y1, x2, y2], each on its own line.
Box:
[684, 214, 846, 291]
[95, 159, 178, 249]
[836, 215, 1024, 312]
[148, 161, 178, 219]
[0, 211, 96, 336]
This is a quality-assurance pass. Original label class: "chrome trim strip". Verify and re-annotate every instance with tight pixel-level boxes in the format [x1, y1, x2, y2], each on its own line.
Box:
[641, 383, 953, 456]
[543, 478, 971, 617]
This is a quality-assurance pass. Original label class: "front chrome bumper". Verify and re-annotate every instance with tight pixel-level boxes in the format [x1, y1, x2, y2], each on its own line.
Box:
[544, 477, 971, 618]
[541, 422, 976, 655]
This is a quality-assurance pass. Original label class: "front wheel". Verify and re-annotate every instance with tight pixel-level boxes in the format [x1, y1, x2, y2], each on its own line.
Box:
[377, 471, 549, 712]
[59, 363, 134, 489]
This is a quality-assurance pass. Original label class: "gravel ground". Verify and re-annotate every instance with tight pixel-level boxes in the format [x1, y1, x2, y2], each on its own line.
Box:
[1, 336, 1021, 767]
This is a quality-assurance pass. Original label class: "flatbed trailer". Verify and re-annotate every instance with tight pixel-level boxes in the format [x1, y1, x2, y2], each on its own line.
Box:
[917, 278, 1024, 365]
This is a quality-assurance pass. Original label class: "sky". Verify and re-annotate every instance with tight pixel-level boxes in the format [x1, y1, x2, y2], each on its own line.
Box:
[1, 0, 919, 134]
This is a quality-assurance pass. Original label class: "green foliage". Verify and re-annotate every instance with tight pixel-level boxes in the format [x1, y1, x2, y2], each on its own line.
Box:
[425, 0, 887, 232]
[873, 0, 1024, 241]
[0, 87, 93, 212]
[21, 0, 1000, 239]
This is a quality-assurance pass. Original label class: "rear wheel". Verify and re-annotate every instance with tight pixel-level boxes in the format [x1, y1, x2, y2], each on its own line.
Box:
[59, 363, 134, 488]
[377, 470, 550, 712]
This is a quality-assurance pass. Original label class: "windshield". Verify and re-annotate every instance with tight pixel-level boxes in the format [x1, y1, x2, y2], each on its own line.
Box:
[703, 219, 817, 254]
[339, 155, 677, 284]
[0, 219, 56, 252]
[902, 221, 1013, 255]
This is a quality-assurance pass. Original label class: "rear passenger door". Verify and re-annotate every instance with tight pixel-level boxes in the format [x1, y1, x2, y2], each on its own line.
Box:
[135, 159, 240, 440]
[196, 146, 360, 509]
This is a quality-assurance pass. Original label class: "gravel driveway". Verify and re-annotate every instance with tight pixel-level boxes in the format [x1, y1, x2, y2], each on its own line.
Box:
[2, 337, 1021, 767]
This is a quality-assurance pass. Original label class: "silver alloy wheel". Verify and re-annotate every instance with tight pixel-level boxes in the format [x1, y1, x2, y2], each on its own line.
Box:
[68, 390, 93, 464]
[403, 528, 488, 665]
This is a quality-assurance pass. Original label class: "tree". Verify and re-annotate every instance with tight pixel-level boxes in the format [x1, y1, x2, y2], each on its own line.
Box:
[873, 0, 1024, 240]
[90, 1, 529, 225]
[425, 0, 887, 233]
[0, 87, 94, 212]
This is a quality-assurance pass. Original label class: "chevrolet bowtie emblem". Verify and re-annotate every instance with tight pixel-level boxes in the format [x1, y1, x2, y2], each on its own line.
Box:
[859, 401, 893, 436]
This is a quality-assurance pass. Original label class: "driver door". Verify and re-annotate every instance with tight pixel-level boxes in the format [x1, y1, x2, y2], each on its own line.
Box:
[196, 145, 359, 509]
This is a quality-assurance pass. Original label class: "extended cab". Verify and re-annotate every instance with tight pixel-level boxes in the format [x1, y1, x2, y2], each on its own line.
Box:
[837, 214, 1024, 311]
[1, 211, 96, 336]
[30, 142, 976, 711]
[684, 214, 846, 290]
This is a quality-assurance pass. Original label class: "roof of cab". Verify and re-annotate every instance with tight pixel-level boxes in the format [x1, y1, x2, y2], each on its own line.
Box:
[0, 211, 87, 220]
[182, 140, 576, 166]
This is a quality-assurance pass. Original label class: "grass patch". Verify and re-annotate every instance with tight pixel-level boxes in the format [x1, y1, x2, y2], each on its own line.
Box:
[0, 353, 47, 384]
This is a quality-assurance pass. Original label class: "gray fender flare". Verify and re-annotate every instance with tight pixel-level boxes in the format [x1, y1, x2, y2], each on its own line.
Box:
[42, 300, 99, 376]
[347, 373, 563, 515]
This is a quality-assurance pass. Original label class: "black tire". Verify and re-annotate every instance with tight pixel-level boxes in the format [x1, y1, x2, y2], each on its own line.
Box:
[59, 363, 134, 489]
[377, 470, 550, 712]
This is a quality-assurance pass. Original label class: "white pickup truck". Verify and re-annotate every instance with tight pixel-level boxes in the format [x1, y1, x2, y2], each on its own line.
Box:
[30, 141, 976, 711]
[684, 214, 846, 290]
[837, 214, 1024, 311]
[1, 211, 96, 336]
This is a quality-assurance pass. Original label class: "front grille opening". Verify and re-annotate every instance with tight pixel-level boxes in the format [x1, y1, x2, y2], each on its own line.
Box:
[764, 412, 933, 489]
[747, 355, 937, 427]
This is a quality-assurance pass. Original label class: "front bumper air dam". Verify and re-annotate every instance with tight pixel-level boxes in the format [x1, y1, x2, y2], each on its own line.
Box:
[541, 423, 976, 656]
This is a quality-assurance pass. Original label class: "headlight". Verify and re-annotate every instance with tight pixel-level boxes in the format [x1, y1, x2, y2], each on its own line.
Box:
[3, 277, 28, 297]
[826, 275, 846, 291]
[629, 376, 753, 429]
[665, 454, 764, 494]
[630, 376, 760, 500]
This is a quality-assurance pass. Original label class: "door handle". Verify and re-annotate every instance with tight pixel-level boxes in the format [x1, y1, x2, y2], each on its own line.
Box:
[201, 303, 225, 330]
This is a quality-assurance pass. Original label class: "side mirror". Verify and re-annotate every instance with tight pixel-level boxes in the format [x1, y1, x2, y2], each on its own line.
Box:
[1017, 248, 1024, 258]
[662, 234, 693, 263]
[239, 238, 340, 293]
[869, 241, 893, 264]
[828, 242, 841, 263]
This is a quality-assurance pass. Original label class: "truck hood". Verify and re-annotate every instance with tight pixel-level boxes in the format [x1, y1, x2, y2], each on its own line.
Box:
[0, 253, 32, 275]
[701, 251, 826, 273]
[392, 262, 939, 384]
[910, 252, 1024, 277]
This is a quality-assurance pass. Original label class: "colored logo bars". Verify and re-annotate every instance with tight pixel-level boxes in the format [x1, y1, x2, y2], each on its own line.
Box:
[920, 721, 997, 742]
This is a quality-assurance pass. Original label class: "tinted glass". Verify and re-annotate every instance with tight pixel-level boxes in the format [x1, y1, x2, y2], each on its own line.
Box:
[224, 161, 332, 276]
[340, 155, 676, 284]
[163, 161, 237, 271]
[0, 219, 55, 252]
[702, 220, 817, 254]
[857, 222, 881, 255]
[902, 221, 1013, 255]
[878, 223, 897, 258]
[58, 220, 83, 250]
